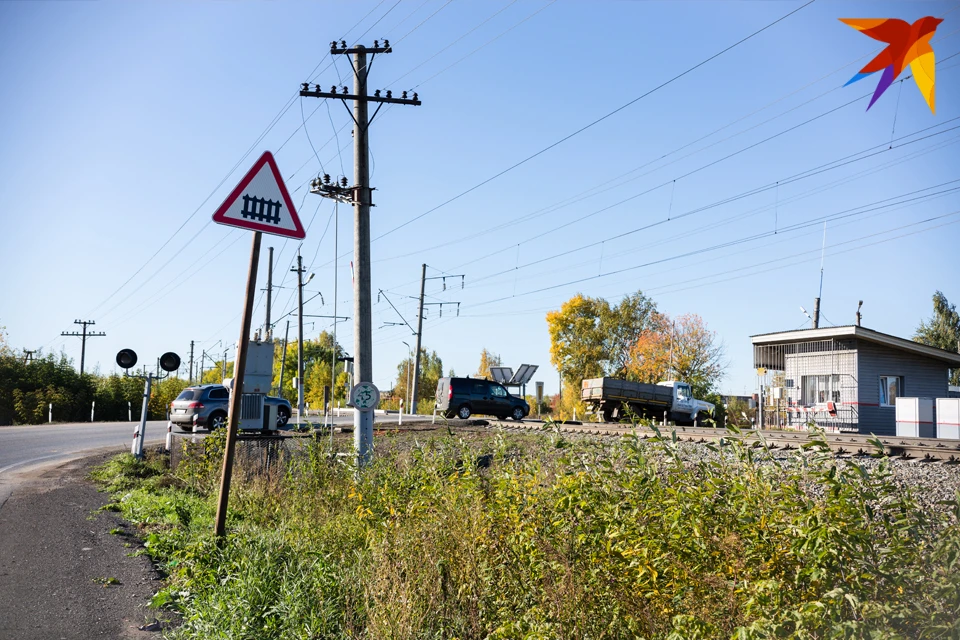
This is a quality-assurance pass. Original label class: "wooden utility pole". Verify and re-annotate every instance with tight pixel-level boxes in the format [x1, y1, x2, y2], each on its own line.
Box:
[301, 39, 421, 464]
[215, 232, 262, 537]
[61, 319, 106, 377]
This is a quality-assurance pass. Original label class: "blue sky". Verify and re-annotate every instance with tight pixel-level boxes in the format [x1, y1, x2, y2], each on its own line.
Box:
[1, 0, 958, 398]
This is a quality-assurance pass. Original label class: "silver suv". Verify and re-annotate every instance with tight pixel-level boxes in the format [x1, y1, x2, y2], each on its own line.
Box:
[169, 384, 292, 432]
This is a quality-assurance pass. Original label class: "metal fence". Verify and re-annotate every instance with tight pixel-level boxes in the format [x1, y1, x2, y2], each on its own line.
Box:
[169, 433, 307, 478]
[754, 338, 859, 432]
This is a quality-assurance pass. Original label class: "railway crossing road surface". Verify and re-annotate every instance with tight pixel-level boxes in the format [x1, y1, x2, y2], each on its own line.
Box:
[0, 421, 166, 510]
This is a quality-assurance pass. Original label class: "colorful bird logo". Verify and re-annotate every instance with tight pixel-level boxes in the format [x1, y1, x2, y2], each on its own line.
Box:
[841, 16, 943, 113]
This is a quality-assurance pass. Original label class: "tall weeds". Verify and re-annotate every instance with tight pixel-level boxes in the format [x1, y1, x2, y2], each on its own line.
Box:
[96, 430, 960, 639]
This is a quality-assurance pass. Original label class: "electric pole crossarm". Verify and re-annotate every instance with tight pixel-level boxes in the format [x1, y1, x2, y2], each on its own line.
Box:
[299, 87, 421, 106]
[330, 42, 392, 55]
[60, 319, 106, 377]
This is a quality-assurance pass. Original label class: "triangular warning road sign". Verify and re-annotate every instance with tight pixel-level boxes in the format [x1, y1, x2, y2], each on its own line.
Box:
[212, 151, 306, 239]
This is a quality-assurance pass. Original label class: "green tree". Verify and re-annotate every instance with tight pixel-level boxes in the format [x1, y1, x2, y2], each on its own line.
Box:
[393, 347, 443, 411]
[914, 291, 960, 385]
[148, 377, 190, 420]
[272, 331, 346, 403]
[546, 291, 658, 389]
[476, 348, 502, 380]
[200, 361, 234, 385]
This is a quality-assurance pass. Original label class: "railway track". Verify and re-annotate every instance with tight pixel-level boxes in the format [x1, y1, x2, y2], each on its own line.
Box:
[480, 418, 960, 462]
[177, 417, 960, 462]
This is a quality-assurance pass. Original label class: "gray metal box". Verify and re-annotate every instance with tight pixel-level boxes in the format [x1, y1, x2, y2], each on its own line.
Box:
[238, 340, 275, 394]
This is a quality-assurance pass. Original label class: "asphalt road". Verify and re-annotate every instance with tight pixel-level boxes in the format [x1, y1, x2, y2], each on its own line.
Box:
[0, 421, 166, 509]
[0, 412, 433, 507]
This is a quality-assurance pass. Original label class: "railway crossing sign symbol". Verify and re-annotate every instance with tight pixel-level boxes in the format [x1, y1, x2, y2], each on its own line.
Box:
[211, 151, 306, 239]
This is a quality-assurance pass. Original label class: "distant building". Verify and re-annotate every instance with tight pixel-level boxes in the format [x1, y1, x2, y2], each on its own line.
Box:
[751, 325, 960, 435]
[720, 394, 756, 409]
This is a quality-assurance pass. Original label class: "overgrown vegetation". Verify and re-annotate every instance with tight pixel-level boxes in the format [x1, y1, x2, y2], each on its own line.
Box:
[95, 428, 960, 639]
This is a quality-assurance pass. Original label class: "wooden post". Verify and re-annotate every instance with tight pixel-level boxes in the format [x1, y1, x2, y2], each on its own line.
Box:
[215, 231, 262, 537]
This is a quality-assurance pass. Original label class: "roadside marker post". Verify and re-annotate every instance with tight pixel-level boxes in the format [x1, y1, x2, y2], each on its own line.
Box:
[90, 401, 95, 422]
[165, 421, 173, 452]
[48, 403, 52, 423]
[128, 401, 132, 422]
[131, 374, 153, 457]
[211, 151, 304, 538]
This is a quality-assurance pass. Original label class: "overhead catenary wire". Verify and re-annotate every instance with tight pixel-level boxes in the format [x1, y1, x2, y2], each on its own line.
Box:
[465, 184, 960, 310]
[368, 0, 817, 243]
[460, 122, 960, 287]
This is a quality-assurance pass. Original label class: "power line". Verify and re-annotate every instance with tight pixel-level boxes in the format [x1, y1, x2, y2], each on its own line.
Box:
[463, 123, 960, 286]
[466, 186, 960, 309]
[372, 38, 960, 274]
[370, 0, 816, 242]
[80, 2, 404, 321]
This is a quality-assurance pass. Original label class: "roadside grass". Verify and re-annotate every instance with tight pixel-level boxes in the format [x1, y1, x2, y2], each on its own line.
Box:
[93, 428, 960, 639]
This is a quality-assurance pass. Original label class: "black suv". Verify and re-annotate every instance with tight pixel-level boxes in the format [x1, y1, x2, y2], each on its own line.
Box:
[435, 377, 529, 421]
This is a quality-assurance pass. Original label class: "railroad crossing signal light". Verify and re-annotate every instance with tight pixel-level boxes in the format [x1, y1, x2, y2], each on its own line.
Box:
[159, 352, 181, 373]
[116, 349, 138, 370]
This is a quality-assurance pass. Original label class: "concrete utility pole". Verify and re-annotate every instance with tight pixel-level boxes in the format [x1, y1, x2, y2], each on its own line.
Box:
[188, 340, 195, 384]
[278, 319, 291, 395]
[412, 264, 426, 414]
[411, 266, 464, 414]
[60, 320, 105, 377]
[301, 40, 421, 463]
[292, 253, 306, 425]
[264, 246, 274, 339]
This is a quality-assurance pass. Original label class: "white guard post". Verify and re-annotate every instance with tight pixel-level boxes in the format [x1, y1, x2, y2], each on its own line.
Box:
[165, 421, 173, 452]
[132, 374, 153, 458]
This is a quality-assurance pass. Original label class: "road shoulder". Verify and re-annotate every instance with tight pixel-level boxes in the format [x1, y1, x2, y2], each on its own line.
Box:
[0, 453, 172, 639]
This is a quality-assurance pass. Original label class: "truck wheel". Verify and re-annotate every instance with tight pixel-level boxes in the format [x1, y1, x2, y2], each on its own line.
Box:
[511, 407, 524, 421]
[457, 404, 472, 419]
[276, 406, 290, 427]
[601, 407, 615, 423]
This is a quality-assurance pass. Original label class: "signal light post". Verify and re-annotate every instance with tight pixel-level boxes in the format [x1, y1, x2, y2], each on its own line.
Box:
[115, 348, 181, 459]
[301, 39, 421, 465]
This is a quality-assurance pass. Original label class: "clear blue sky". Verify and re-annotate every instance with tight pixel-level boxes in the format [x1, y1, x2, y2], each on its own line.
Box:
[1, 0, 958, 398]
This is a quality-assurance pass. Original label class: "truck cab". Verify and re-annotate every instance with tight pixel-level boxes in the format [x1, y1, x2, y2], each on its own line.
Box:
[658, 380, 714, 423]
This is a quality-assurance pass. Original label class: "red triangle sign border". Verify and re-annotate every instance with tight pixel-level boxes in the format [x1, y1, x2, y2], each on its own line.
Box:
[211, 151, 306, 239]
